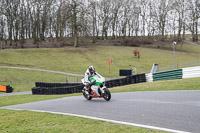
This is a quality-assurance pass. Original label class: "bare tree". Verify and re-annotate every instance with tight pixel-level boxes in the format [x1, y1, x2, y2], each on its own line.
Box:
[0, 0, 199, 48]
[185, 0, 200, 42]
[151, 0, 172, 41]
[110, 0, 122, 39]
[139, 0, 148, 36]
[99, 0, 112, 40]
[88, 0, 98, 42]
[63, 0, 86, 47]
[171, 0, 187, 42]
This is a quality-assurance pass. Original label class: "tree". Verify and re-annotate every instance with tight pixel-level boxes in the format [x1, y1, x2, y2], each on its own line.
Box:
[99, 0, 112, 40]
[151, 0, 171, 41]
[172, 0, 187, 42]
[65, 0, 86, 47]
[185, 0, 200, 42]
[110, 0, 122, 39]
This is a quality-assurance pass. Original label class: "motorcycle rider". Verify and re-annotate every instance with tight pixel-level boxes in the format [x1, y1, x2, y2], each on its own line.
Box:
[84, 66, 99, 94]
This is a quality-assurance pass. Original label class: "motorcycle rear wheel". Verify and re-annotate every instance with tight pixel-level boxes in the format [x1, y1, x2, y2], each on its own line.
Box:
[83, 91, 92, 100]
[103, 88, 111, 101]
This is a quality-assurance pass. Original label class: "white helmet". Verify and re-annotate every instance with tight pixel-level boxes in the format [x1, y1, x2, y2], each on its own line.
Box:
[89, 66, 95, 74]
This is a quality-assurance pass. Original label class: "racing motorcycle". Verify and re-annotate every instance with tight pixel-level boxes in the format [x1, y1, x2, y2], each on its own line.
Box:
[81, 74, 111, 101]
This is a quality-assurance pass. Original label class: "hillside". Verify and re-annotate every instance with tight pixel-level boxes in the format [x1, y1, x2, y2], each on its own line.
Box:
[0, 44, 199, 92]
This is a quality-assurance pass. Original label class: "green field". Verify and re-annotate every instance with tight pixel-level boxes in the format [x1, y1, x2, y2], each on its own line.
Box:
[0, 45, 199, 77]
[0, 67, 82, 92]
[0, 45, 199, 92]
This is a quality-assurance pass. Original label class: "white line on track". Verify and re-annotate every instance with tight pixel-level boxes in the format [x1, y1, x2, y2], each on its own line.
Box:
[2, 108, 191, 133]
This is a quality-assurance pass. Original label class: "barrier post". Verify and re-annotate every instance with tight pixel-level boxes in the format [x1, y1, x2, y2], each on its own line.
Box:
[106, 59, 113, 72]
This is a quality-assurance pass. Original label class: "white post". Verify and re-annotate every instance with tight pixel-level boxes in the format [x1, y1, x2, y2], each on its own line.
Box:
[172, 41, 177, 69]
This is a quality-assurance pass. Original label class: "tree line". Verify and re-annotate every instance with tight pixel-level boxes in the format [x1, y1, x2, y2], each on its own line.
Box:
[0, 0, 199, 47]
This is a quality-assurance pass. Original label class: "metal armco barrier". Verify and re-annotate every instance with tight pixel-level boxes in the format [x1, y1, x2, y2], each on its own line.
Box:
[145, 73, 153, 82]
[153, 69, 182, 81]
[145, 66, 200, 83]
[182, 66, 200, 79]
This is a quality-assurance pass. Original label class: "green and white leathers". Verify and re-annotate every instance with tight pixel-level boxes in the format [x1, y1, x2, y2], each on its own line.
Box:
[81, 72, 111, 101]
[89, 74, 106, 93]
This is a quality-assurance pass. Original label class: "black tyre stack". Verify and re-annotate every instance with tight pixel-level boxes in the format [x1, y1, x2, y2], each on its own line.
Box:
[6, 85, 14, 93]
[105, 73, 146, 88]
[32, 73, 146, 95]
[32, 82, 84, 95]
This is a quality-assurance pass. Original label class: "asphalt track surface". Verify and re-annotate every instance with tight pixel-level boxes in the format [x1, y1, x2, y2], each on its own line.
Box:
[1, 90, 200, 133]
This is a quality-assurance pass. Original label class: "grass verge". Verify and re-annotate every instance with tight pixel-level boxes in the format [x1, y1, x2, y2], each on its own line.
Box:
[0, 109, 165, 133]
[0, 67, 82, 92]
[110, 77, 200, 93]
[0, 46, 199, 78]
[0, 94, 80, 107]
[0, 45, 199, 92]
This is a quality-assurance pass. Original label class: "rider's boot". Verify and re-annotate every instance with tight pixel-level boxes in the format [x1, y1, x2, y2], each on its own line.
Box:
[88, 87, 93, 95]
[85, 90, 89, 95]
[83, 87, 89, 95]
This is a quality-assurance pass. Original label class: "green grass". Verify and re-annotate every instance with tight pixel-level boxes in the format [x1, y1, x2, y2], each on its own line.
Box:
[0, 109, 164, 133]
[0, 94, 80, 107]
[176, 43, 200, 53]
[0, 46, 199, 92]
[110, 77, 200, 93]
[0, 67, 82, 92]
[0, 46, 199, 78]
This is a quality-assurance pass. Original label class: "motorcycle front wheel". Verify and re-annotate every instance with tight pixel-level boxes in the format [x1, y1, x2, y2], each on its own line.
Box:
[83, 91, 92, 100]
[103, 88, 111, 101]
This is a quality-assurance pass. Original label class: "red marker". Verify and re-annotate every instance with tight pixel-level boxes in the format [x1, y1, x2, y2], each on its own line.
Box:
[106, 59, 113, 72]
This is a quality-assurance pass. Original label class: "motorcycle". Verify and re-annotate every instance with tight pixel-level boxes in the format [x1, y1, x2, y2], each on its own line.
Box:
[81, 74, 111, 101]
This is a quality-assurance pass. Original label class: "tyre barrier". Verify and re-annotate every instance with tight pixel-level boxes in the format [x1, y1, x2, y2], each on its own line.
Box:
[35, 82, 81, 88]
[32, 73, 147, 95]
[105, 73, 146, 88]
[0, 85, 13, 93]
[32, 84, 84, 95]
